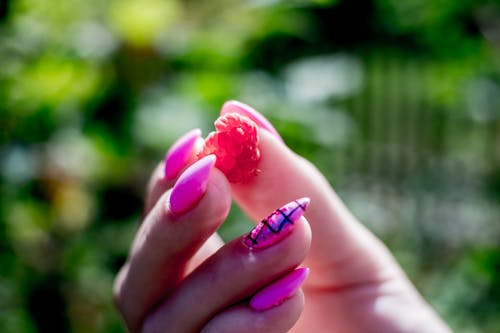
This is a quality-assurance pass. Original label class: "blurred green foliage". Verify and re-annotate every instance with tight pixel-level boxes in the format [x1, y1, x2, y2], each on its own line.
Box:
[1, 0, 499, 332]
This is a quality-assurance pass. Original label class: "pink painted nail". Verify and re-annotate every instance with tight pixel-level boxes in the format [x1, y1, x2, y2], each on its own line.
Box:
[164, 129, 202, 180]
[169, 155, 216, 215]
[244, 198, 310, 250]
[250, 267, 310, 311]
[221, 100, 283, 142]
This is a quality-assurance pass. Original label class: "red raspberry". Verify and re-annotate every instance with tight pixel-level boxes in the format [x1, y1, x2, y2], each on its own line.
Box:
[198, 113, 260, 183]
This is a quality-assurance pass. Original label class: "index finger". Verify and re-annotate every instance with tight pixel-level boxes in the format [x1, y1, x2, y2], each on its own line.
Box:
[145, 129, 204, 214]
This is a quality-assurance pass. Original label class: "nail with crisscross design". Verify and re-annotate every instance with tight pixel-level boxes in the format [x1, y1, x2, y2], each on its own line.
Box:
[243, 198, 310, 250]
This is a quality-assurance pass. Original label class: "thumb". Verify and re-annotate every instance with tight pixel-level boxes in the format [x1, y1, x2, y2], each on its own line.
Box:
[222, 101, 404, 289]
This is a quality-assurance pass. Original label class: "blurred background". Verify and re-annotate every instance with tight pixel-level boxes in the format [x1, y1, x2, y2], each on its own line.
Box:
[0, 0, 499, 332]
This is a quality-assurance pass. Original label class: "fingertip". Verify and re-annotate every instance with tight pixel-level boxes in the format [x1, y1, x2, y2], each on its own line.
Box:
[250, 267, 310, 312]
[164, 162, 232, 229]
[169, 155, 217, 215]
[221, 100, 283, 142]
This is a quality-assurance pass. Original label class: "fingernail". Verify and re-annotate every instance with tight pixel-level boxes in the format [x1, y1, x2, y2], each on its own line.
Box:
[250, 267, 310, 311]
[164, 129, 202, 180]
[221, 100, 283, 142]
[169, 155, 216, 215]
[243, 197, 310, 250]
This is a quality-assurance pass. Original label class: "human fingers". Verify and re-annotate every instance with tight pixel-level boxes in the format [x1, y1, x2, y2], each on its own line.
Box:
[142, 199, 312, 333]
[145, 128, 203, 213]
[201, 276, 307, 333]
[221, 101, 402, 289]
[114, 155, 231, 332]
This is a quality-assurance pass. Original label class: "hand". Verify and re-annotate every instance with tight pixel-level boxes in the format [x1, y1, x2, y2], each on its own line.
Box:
[114, 101, 452, 332]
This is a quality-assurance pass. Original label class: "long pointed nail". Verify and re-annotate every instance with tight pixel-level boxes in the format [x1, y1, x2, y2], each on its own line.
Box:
[169, 155, 216, 215]
[243, 198, 310, 250]
[164, 129, 202, 180]
[221, 100, 283, 142]
[250, 267, 310, 311]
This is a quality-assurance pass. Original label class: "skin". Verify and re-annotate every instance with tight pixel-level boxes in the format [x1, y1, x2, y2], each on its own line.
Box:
[114, 130, 452, 333]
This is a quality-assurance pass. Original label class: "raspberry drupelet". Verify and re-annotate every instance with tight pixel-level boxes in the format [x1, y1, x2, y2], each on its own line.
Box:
[198, 113, 261, 183]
